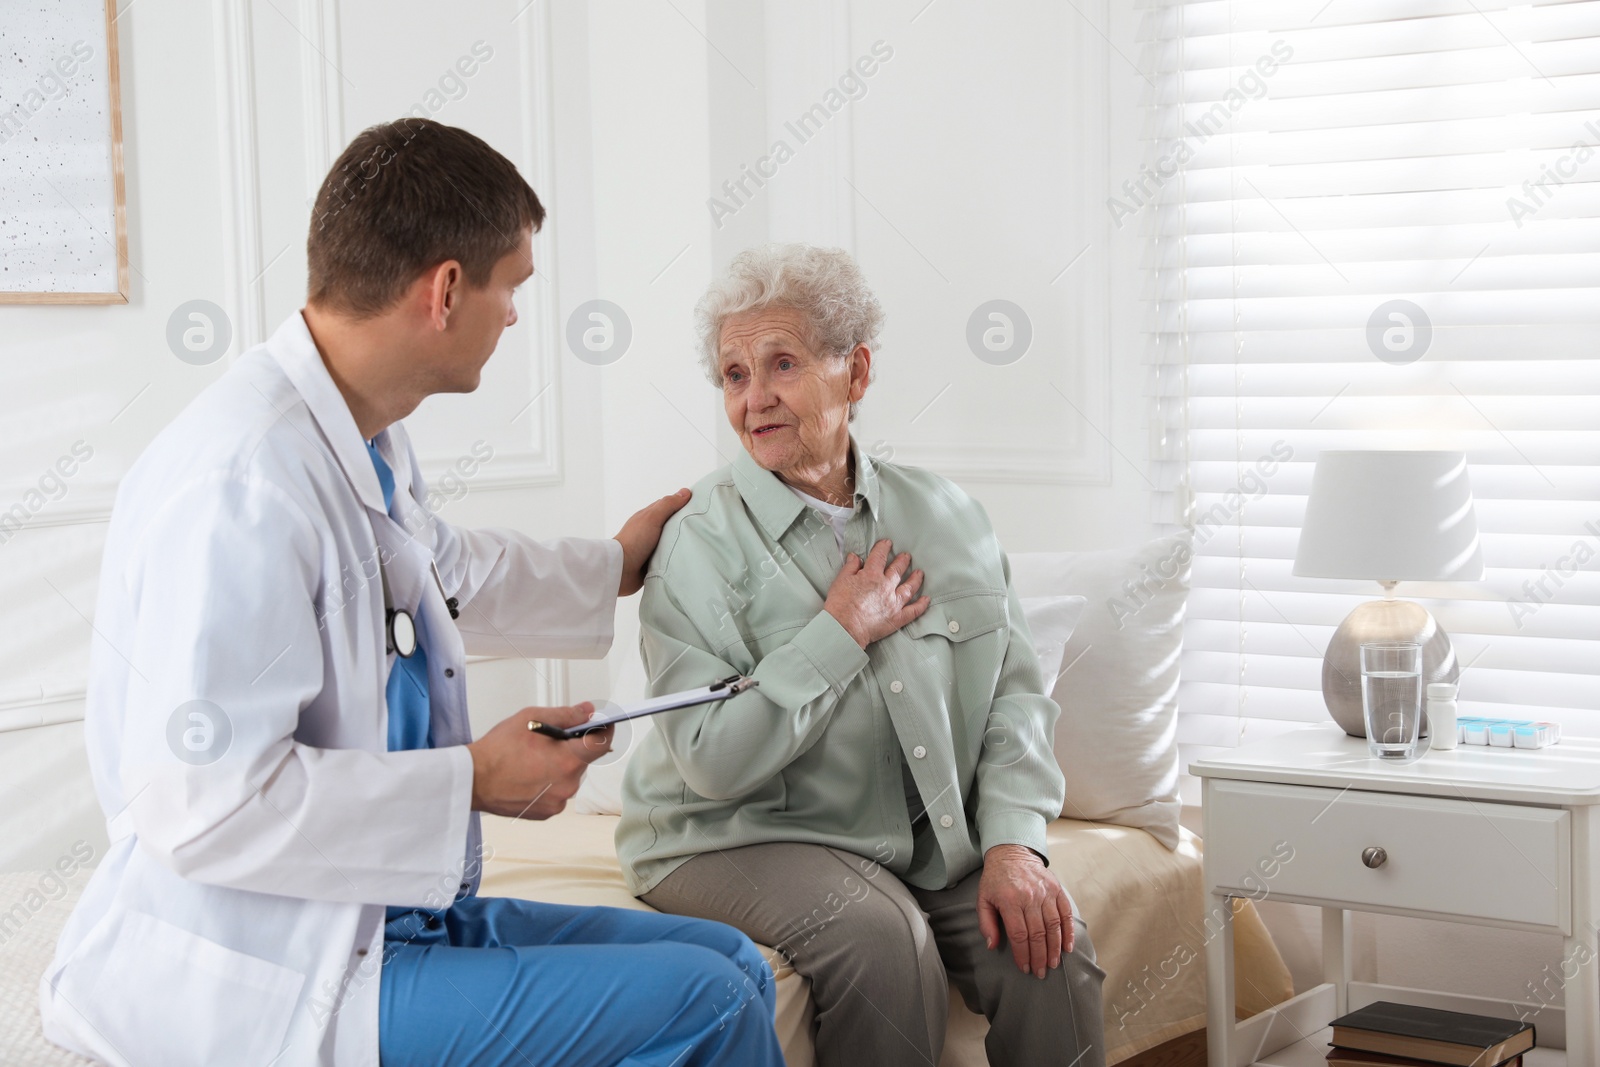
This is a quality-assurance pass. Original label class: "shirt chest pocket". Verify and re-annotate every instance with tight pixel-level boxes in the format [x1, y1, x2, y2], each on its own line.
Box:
[901, 593, 1008, 644]
[895, 590, 1008, 690]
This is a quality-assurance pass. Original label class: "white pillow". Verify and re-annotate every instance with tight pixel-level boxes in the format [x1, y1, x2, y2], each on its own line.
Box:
[1009, 534, 1190, 850]
[1019, 595, 1088, 690]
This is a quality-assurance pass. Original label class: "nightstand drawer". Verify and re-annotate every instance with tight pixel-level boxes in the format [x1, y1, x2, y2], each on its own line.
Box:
[1204, 779, 1571, 932]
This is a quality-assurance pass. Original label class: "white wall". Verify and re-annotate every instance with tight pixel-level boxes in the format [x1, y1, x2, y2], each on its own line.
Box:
[0, 0, 1564, 1030]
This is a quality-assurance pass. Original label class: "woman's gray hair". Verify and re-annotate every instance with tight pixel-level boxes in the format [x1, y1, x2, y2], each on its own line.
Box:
[695, 244, 884, 405]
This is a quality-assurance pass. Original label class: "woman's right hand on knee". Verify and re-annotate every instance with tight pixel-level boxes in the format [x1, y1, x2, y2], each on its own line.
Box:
[466, 704, 614, 819]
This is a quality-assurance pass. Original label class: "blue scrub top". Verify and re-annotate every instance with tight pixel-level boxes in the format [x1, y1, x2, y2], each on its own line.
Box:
[369, 441, 448, 926]
[367, 440, 433, 753]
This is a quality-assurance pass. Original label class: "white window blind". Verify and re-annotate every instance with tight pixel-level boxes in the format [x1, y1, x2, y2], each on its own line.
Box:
[1142, 0, 1600, 801]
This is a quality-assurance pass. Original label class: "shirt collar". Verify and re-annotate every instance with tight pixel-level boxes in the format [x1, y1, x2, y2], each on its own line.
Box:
[855, 438, 882, 517]
[732, 435, 880, 541]
[267, 311, 389, 516]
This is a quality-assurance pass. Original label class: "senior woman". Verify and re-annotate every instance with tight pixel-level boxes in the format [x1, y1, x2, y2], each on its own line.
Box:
[616, 244, 1105, 1067]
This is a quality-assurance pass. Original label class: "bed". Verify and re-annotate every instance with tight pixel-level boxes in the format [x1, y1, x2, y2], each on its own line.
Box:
[476, 808, 1293, 1067]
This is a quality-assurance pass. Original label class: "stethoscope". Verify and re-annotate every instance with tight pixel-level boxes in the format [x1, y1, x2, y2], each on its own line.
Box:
[378, 553, 459, 659]
[366, 435, 461, 658]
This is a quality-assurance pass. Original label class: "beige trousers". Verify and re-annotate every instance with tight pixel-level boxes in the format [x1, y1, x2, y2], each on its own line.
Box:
[641, 842, 1106, 1067]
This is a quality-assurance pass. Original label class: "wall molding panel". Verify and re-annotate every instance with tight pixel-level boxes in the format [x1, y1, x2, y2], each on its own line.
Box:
[297, 0, 346, 191]
[885, 442, 1110, 486]
[762, 0, 1114, 487]
[761, 0, 857, 251]
[884, 0, 1113, 487]
[0, 684, 87, 734]
[506, 0, 564, 489]
[214, 0, 268, 354]
[221, 0, 565, 490]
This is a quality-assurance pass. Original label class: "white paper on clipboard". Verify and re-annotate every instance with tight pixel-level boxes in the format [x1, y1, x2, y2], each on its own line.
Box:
[551, 674, 758, 739]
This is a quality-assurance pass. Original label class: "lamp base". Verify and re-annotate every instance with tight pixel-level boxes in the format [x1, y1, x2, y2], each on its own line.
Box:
[1323, 599, 1460, 739]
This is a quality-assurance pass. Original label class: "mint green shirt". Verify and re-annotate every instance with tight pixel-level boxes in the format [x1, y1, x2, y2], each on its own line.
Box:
[616, 439, 1066, 895]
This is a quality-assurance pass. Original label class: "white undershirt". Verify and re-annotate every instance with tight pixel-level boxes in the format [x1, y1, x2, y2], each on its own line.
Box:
[786, 486, 853, 555]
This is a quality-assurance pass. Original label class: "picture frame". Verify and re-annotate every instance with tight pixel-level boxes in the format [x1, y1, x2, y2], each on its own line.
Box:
[0, 0, 129, 305]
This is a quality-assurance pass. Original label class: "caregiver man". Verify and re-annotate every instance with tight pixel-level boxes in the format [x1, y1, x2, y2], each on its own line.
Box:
[40, 118, 785, 1067]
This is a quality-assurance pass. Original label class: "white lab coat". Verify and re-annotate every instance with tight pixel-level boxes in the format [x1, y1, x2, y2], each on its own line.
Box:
[39, 312, 623, 1067]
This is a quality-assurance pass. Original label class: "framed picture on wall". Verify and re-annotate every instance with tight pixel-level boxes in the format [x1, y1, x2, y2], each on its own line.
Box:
[0, 0, 129, 304]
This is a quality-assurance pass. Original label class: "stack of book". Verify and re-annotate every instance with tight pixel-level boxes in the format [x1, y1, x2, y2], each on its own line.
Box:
[1326, 1002, 1535, 1067]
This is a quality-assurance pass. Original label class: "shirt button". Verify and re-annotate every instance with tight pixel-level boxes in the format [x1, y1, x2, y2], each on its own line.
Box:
[939, 814, 954, 828]
[948, 620, 960, 634]
[890, 680, 904, 693]
[355, 948, 368, 957]
[444, 668, 455, 678]
[913, 745, 927, 759]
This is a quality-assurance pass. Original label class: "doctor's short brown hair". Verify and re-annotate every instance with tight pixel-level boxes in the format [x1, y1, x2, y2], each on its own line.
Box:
[306, 118, 544, 318]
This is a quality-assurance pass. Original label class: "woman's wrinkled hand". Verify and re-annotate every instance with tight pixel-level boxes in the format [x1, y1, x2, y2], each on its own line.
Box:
[977, 843, 1075, 979]
[822, 539, 929, 648]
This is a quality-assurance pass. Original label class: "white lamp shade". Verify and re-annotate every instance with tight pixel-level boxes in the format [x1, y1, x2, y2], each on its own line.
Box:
[1293, 450, 1485, 582]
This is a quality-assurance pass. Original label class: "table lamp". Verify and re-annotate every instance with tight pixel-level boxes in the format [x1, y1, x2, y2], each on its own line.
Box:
[1292, 450, 1484, 737]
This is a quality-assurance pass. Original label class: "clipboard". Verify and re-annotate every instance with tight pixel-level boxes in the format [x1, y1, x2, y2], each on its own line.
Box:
[527, 674, 759, 740]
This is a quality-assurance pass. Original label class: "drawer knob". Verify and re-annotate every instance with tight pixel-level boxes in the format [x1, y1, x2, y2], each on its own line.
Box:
[1362, 846, 1388, 869]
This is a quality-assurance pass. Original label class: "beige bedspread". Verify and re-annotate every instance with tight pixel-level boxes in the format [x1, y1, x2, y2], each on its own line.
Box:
[480, 812, 1292, 1066]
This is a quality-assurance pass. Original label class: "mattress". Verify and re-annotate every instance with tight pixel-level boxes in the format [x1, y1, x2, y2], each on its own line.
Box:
[478, 812, 1294, 1066]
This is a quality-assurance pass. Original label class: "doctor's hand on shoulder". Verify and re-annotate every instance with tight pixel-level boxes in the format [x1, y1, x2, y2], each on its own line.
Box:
[614, 488, 692, 596]
[467, 703, 614, 819]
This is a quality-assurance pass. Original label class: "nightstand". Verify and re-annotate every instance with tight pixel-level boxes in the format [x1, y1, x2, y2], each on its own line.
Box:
[1192, 723, 1600, 1067]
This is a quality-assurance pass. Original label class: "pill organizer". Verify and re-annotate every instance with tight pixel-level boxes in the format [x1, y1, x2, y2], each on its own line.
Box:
[1451, 716, 1560, 748]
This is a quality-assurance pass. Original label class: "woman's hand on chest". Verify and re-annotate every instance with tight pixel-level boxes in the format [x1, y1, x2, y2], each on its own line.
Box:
[822, 538, 930, 648]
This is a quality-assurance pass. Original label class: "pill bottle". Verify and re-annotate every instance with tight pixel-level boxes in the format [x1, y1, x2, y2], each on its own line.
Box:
[1426, 681, 1459, 752]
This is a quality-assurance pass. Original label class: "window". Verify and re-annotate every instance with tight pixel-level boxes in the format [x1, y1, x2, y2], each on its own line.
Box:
[1143, 0, 1600, 800]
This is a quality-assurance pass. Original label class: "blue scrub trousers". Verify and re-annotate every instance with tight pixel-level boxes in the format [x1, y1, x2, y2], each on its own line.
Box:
[378, 896, 785, 1067]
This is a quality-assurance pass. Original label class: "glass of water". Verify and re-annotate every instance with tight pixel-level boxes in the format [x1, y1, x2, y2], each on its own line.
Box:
[1361, 642, 1423, 760]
